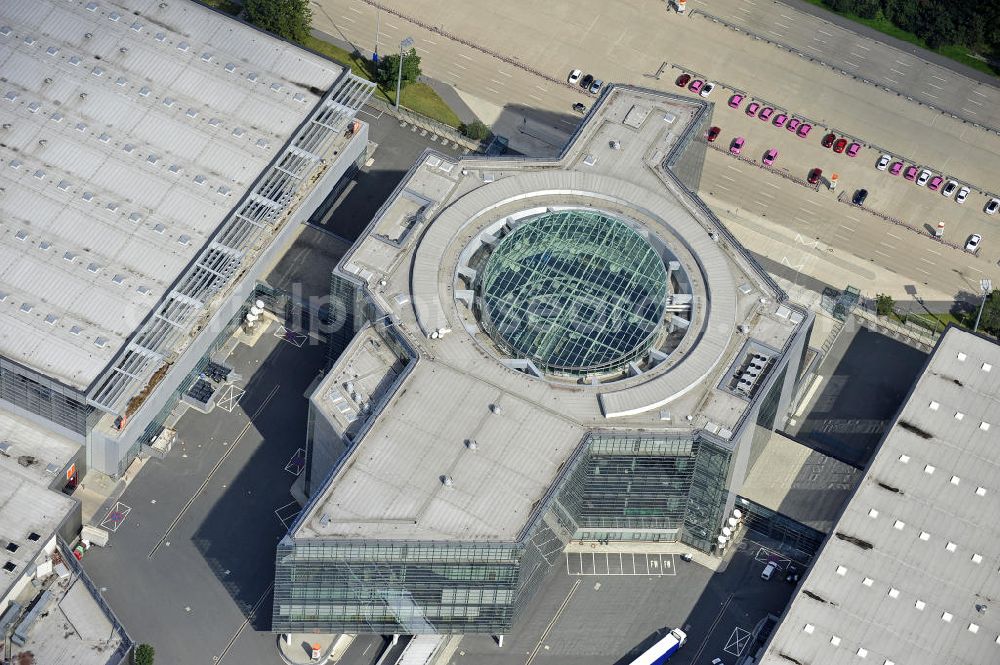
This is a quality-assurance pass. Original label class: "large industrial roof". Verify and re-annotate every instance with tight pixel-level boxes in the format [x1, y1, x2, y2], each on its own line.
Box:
[293, 86, 811, 543]
[0, 0, 344, 390]
[761, 327, 1000, 665]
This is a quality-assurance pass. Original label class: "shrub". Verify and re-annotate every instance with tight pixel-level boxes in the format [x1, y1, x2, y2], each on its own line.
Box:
[460, 120, 491, 141]
[134, 643, 155, 665]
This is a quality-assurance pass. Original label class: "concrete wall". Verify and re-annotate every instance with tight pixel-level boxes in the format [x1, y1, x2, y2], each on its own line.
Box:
[88, 126, 370, 476]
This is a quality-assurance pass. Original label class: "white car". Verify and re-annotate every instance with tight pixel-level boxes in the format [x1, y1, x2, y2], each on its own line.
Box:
[700, 82, 716, 98]
[876, 154, 891, 170]
[568, 69, 582, 85]
[942, 180, 958, 197]
[966, 233, 982, 253]
[916, 169, 932, 186]
[986, 198, 1000, 215]
[956, 186, 971, 204]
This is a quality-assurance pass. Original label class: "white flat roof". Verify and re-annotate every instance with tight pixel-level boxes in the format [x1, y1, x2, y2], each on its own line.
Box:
[762, 327, 1000, 665]
[0, 0, 342, 389]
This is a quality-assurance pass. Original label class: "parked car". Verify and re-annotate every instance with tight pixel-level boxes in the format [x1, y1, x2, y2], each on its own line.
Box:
[568, 69, 583, 85]
[761, 563, 776, 580]
[876, 154, 891, 170]
[942, 180, 958, 197]
[833, 137, 848, 153]
[772, 113, 788, 127]
[916, 169, 932, 186]
[730, 137, 745, 155]
[889, 161, 903, 176]
[846, 142, 861, 157]
[676, 73, 692, 87]
[786, 118, 801, 133]
[728, 93, 744, 108]
[745, 101, 760, 117]
[986, 198, 1000, 215]
[762, 148, 778, 166]
[852, 189, 868, 205]
[966, 233, 982, 253]
[701, 82, 716, 97]
[956, 186, 970, 204]
[807, 167, 822, 184]
[688, 79, 704, 94]
[580, 74, 594, 89]
[928, 175, 943, 191]
[797, 123, 812, 138]
[759, 106, 774, 121]
[822, 133, 836, 148]
[903, 165, 918, 181]
[589, 78, 603, 95]
[706, 126, 721, 142]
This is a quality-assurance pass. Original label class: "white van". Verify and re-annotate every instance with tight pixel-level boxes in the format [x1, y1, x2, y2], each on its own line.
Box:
[761, 563, 776, 581]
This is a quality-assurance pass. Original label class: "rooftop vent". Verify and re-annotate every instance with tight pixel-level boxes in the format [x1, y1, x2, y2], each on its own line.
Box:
[441, 475, 454, 488]
[465, 439, 478, 450]
[490, 403, 503, 415]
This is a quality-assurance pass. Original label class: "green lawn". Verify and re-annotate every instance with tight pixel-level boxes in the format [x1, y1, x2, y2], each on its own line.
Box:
[197, 0, 242, 16]
[799, 0, 998, 76]
[301, 36, 462, 128]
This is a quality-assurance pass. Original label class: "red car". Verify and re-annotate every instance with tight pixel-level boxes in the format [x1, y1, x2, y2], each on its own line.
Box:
[730, 137, 745, 155]
[676, 73, 692, 87]
[762, 148, 778, 166]
[759, 107, 774, 121]
[808, 168, 822, 184]
[797, 123, 812, 138]
[903, 165, 918, 181]
[846, 142, 861, 157]
[772, 113, 787, 127]
[745, 101, 760, 117]
[833, 138, 848, 153]
[786, 118, 801, 133]
[728, 93, 744, 109]
[822, 133, 836, 148]
[706, 126, 721, 142]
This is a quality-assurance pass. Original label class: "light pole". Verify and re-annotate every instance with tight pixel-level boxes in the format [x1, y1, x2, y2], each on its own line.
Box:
[973, 278, 993, 333]
[395, 36, 414, 111]
[373, 9, 380, 63]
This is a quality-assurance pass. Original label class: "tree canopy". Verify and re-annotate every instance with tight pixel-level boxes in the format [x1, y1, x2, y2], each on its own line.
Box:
[375, 48, 422, 88]
[244, 0, 312, 43]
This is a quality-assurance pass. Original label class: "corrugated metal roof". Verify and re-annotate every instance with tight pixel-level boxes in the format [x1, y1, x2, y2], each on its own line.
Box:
[761, 327, 1000, 665]
[0, 0, 344, 389]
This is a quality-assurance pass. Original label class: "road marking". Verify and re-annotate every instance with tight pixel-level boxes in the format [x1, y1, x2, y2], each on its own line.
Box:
[854, 43, 870, 50]
[497, 70, 512, 77]
[818, 29, 833, 36]
[214, 583, 275, 663]
[447, 71, 461, 79]
[926, 248, 941, 255]
[348, 5, 362, 13]
[794, 216, 810, 224]
[721, 174, 736, 182]
[727, 165, 743, 173]
[385, 21, 400, 29]
[846, 215, 861, 221]
[916, 267, 931, 276]
[874, 250, 891, 258]
[775, 22, 791, 29]
[758, 191, 774, 199]
[920, 257, 935, 265]
[340, 15, 356, 22]
[931, 74, 947, 82]
[769, 31, 784, 38]
[535, 84, 547, 92]
[844, 60, 859, 67]
[814, 38, 827, 44]
[968, 265, 983, 273]
[926, 81, 944, 90]
[148, 383, 281, 559]
[421, 37, 437, 45]
[838, 224, 854, 231]
[890, 68, 906, 75]
[801, 199, 822, 207]
[529, 93, 543, 102]
[972, 90, 988, 98]
[896, 59, 912, 66]
[458, 53, 473, 61]
[454, 63, 467, 70]
[490, 79, 505, 86]
[961, 108, 978, 115]
[835, 233, 852, 242]
[879, 241, 894, 248]
[525, 579, 581, 665]
[923, 92, 940, 99]
[850, 52, 867, 59]
[885, 78, 899, 85]
[779, 14, 795, 20]
[887, 232, 902, 239]
[764, 181, 779, 188]
[485, 86, 500, 94]
[738, 7, 751, 12]
[716, 184, 731, 191]
[966, 98, 982, 106]
[754, 200, 769, 207]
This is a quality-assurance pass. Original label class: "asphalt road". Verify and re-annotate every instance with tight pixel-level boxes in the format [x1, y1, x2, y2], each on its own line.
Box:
[694, 0, 1000, 132]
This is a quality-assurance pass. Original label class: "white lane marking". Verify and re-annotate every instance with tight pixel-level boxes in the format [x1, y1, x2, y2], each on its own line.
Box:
[738, 7, 751, 12]
[727, 165, 743, 172]
[759, 191, 775, 199]
[850, 52, 867, 59]
[422, 38, 437, 45]
[926, 82, 944, 90]
[919, 257, 935, 265]
[890, 68, 906, 75]
[966, 98, 982, 106]
[972, 90, 988, 98]
[386, 21, 400, 29]
[844, 60, 859, 67]
[961, 108, 978, 115]
[764, 182, 779, 188]
[879, 241, 894, 248]
[847, 215, 861, 222]
[931, 74, 947, 82]
[895, 59, 912, 66]
[775, 22, 791, 29]
[885, 78, 899, 84]
[754, 200, 769, 207]
[854, 43, 870, 50]
[818, 29, 833, 36]
[497, 70, 512, 77]
[348, 5, 362, 13]
[458, 53, 473, 61]
[874, 250, 891, 258]
[780, 14, 795, 20]
[924, 91, 940, 99]
[721, 174, 736, 182]
[447, 71, 461, 79]
[794, 216, 810, 224]
[887, 232, 902, 239]
[769, 31, 784, 37]
[485, 86, 500, 94]
[341, 15, 356, 23]
[926, 248, 941, 255]
[717, 184, 731, 191]
[454, 63, 467, 70]
[529, 93, 543, 102]
[490, 79, 505, 86]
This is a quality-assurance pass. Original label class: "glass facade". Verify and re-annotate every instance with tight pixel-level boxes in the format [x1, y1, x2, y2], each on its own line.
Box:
[0, 358, 92, 437]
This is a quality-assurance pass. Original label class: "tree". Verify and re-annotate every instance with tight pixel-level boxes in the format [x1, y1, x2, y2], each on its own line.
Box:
[134, 644, 155, 665]
[244, 0, 312, 43]
[875, 293, 895, 317]
[460, 120, 491, 141]
[375, 48, 422, 88]
[978, 290, 1000, 336]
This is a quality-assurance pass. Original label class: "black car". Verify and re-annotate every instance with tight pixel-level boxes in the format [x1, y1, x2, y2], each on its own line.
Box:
[853, 189, 869, 205]
[821, 132, 836, 148]
[580, 74, 594, 90]
[572, 102, 587, 113]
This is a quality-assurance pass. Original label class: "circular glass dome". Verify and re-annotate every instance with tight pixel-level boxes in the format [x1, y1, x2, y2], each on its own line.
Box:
[476, 209, 668, 375]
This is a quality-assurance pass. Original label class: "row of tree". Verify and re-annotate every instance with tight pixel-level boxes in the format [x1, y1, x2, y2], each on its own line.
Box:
[822, 0, 1000, 57]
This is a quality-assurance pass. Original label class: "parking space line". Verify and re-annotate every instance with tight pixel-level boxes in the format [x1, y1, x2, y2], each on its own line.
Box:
[485, 86, 500, 95]
[968, 265, 983, 273]
[966, 98, 983, 106]
[854, 43, 870, 50]
[754, 200, 769, 207]
[447, 71, 461, 79]
[961, 108, 978, 115]
[529, 93, 543, 102]
[919, 257, 935, 265]
[497, 70, 512, 77]
[879, 241, 894, 248]
[844, 60, 859, 67]
[458, 53, 473, 61]
[926, 82, 944, 90]
[764, 182, 779, 188]
[385, 21, 400, 29]
[886, 232, 902, 240]
[916, 267, 931, 276]
[924, 91, 940, 99]
[347, 5, 362, 13]
[720, 174, 736, 182]
[874, 250, 891, 258]
[779, 14, 795, 20]
[850, 52, 867, 59]
[890, 68, 906, 75]
[930, 74, 947, 82]
[972, 90, 988, 98]
[340, 15, 356, 23]
[490, 79, 505, 86]
[727, 165, 743, 173]
[926, 248, 941, 255]
[885, 78, 898, 85]
[716, 184, 731, 192]
[775, 22, 791, 29]
[758, 191, 774, 199]
[817, 29, 833, 36]
[835, 233, 852, 242]
[896, 59, 912, 66]
[794, 216, 810, 224]
[453, 63, 467, 70]
[846, 215, 861, 221]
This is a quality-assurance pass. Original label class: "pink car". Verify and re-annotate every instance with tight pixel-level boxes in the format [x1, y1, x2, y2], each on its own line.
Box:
[745, 102, 760, 117]
[728, 93, 744, 109]
[762, 148, 778, 166]
[759, 107, 774, 121]
[689, 79, 704, 93]
[772, 113, 787, 127]
[796, 123, 812, 138]
[846, 142, 861, 157]
[889, 161, 903, 176]
[903, 165, 918, 181]
[786, 118, 801, 133]
[730, 137, 745, 155]
[928, 175, 944, 191]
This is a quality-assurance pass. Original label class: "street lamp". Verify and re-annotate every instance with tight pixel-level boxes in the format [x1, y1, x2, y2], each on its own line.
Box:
[395, 36, 414, 111]
[373, 9, 381, 63]
[973, 278, 993, 333]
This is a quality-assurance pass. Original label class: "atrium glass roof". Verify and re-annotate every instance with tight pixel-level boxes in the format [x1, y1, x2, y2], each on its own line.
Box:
[477, 210, 668, 375]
